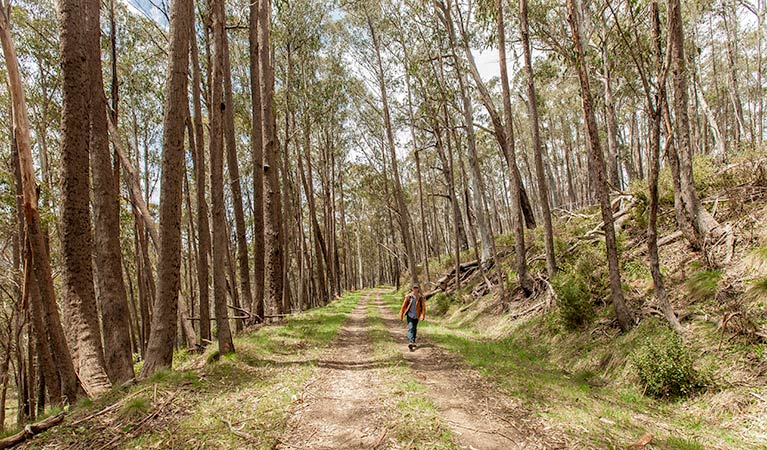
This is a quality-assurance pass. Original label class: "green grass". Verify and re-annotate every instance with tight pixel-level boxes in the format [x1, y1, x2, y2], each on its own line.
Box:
[380, 292, 759, 449]
[27, 291, 364, 449]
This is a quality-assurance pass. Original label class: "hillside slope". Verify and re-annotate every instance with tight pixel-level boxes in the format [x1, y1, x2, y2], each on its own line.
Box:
[410, 153, 767, 449]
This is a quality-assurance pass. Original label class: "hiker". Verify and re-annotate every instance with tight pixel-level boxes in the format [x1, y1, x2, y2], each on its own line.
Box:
[399, 284, 426, 351]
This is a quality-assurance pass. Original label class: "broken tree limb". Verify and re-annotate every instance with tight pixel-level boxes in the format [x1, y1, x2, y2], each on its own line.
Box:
[106, 111, 160, 250]
[0, 412, 65, 449]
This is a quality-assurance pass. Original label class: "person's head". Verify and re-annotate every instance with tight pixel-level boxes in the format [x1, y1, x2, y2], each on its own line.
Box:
[412, 283, 420, 293]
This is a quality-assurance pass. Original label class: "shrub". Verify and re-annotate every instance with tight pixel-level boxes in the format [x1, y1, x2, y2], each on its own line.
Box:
[631, 333, 706, 398]
[552, 272, 594, 329]
[686, 268, 722, 301]
[430, 292, 452, 317]
[120, 396, 150, 419]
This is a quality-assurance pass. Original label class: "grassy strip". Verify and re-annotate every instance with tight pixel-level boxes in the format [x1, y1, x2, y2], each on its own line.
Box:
[365, 300, 457, 449]
[28, 292, 364, 450]
[380, 291, 755, 450]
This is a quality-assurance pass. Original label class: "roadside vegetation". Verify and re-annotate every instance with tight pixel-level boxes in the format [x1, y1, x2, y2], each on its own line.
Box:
[23, 293, 362, 449]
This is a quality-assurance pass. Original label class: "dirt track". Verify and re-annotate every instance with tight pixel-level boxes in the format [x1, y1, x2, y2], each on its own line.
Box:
[280, 291, 569, 449]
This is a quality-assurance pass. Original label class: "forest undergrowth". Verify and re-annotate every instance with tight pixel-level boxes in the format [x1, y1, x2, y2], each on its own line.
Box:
[397, 153, 767, 449]
[17, 293, 362, 449]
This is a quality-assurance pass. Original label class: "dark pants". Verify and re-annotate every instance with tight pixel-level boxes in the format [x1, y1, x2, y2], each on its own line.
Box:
[406, 316, 419, 344]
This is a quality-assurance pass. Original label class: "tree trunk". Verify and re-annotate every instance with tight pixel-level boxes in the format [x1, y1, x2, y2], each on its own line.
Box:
[190, 13, 212, 341]
[260, 0, 284, 316]
[647, 2, 682, 333]
[518, 0, 555, 284]
[140, 0, 193, 377]
[567, 0, 633, 331]
[222, 24, 253, 324]
[439, 0, 495, 267]
[667, 0, 733, 266]
[210, 0, 235, 354]
[0, 5, 82, 403]
[85, 0, 134, 385]
[602, 43, 621, 189]
[59, 0, 112, 396]
[367, 13, 419, 286]
[249, 0, 265, 322]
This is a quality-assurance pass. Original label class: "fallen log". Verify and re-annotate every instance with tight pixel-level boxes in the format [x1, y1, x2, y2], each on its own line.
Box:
[0, 412, 65, 449]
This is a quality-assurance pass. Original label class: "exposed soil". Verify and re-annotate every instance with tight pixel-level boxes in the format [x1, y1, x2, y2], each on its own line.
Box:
[279, 294, 391, 449]
[281, 290, 571, 449]
[374, 293, 571, 450]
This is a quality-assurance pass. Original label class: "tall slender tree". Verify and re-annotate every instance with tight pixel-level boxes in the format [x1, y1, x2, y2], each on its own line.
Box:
[190, 12, 212, 341]
[59, 0, 112, 395]
[140, 0, 194, 377]
[250, 0, 266, 321]
[567, 0, 633, 331]
[210, 0, 235, 353]
[222, 22, 254, 324]
[260, 0, 285, 316]
[85, 0, 134, 384]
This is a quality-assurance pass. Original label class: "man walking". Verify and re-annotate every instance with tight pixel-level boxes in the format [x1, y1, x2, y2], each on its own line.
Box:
[399, 284, 425, 351]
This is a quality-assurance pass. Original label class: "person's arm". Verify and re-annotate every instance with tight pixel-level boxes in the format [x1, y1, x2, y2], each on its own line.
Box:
[399, 296, 408, 321]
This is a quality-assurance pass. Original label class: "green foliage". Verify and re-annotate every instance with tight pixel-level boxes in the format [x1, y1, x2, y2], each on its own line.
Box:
[552, 271, 594, 329]
[631, 334, 706, 399]
[748, 277, 767, 298]
[495, 233, 515, 249]
[430, 292, 453, 317]
[665, 437, 706, 450]
[686, 268, 722, 301]
[120, 396, 150, 419]
[623, 260, 651, 282]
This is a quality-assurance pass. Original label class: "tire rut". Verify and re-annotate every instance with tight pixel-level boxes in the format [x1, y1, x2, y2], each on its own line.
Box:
[374, 293, 571, 450]
[279, 295, 391, 449]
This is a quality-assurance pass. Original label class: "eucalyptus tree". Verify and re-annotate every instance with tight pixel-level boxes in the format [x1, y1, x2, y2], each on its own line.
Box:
[0, 0, 82, 405]
[566, 0, 633, 331]
[209, 0, 235, 353]
[85, 0, 134, 384]
[259, 0, 285, 316]
[59, 0, 112, 395]
[140, 0, 194, 377]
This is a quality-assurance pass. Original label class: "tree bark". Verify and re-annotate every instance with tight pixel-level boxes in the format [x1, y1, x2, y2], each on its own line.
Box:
[85, 0, 134, 385]
[0, 4, 82, 403]
[647, 2, 682, 333]
[259, 0, 284, 316]
[249, 0, 266, 322]
[222, 24, 253, 324]
[59, 0, 112, 395]
[667, 0, 733, 266]
[140, 0, 193, 377]
[190, 12, 212, 342]
[567, 0, 633, 331]
[210, 0, 235, 354]
[602, 43, 621, 189]
[519, 0, 555, 283]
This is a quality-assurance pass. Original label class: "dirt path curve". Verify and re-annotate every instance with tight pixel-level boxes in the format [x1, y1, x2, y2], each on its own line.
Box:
[375, 293, 571, 450]
[279, 294, 391, 449]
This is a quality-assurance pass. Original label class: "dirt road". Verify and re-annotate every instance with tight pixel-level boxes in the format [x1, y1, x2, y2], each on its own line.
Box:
[280, 291, 568, 449]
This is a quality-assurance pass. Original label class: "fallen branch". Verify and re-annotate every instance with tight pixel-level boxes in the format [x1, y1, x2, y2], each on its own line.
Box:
[219, 417, 260, 445]
[0, 412, 65, 449]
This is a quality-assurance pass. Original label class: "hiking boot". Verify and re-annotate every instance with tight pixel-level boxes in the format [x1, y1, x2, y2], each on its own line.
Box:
[408, 343, 415, 352]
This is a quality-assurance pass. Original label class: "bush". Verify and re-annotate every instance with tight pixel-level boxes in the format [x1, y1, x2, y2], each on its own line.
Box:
[686, 268, 722, 302]
[430, 292, 452, 317]
[552, 272, 594, 329]
[631, 333, 706, 398]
